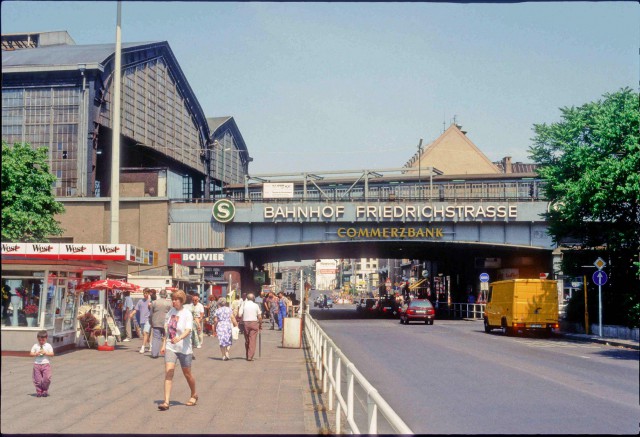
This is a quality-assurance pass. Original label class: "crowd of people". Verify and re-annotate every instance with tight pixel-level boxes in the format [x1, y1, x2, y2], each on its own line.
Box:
[30, 287, 299, 408]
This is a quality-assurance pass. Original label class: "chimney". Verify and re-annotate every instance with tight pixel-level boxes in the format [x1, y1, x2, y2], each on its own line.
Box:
[503, 156, 512, 174]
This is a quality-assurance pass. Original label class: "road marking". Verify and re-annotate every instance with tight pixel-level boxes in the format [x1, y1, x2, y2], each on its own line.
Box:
[513, 339, 601, 348]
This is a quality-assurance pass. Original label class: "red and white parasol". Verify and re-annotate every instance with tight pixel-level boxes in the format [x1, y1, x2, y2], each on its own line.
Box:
[75, 279, 140, 292]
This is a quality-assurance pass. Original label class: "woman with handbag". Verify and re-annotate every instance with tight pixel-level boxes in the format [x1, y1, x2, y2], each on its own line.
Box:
[213, 297, 237, 361]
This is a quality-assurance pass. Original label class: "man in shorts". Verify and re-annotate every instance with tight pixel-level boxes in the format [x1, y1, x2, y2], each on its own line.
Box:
[131, 288, 152, 353]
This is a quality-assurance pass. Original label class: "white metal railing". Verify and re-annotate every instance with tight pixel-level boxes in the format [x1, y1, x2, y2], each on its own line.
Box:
[304, 312, 413, 434]
[449, 303, 486, 319]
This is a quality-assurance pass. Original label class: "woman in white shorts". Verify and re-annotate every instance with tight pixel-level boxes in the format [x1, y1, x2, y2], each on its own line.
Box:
[158, 289, 197, 410]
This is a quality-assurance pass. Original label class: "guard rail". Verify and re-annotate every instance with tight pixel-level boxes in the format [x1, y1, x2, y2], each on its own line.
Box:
[304, 312, 413, 434]
[449, 303, 486, 319]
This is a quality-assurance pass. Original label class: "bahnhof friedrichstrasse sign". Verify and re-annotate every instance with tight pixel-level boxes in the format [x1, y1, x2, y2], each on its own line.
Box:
[263, 204, 518, 220]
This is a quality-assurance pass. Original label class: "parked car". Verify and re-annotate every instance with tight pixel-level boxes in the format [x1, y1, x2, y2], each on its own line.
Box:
[399, 299, 435, 325]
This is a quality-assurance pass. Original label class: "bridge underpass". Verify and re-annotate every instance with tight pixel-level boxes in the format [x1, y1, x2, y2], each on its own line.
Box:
[169, 192, 556, 300]
[235, 239, 551, 302]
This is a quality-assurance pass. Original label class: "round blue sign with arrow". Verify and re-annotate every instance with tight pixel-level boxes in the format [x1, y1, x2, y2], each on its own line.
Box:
[479, 273, 490, 283]
[592, 270, 608, 286]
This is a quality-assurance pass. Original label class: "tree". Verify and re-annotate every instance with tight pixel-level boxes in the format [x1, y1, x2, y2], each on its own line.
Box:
[1, 141, 66, 242]
[528, 88, 640, 327]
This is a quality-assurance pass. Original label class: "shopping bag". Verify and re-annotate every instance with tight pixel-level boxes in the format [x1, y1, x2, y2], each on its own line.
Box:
[232, 326, 239, 340]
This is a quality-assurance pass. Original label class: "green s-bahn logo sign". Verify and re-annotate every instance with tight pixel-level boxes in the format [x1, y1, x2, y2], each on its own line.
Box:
[212, 199, 236, 223]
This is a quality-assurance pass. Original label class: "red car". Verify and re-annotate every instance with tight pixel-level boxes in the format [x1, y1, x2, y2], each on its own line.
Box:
[399, 299, 435, 325]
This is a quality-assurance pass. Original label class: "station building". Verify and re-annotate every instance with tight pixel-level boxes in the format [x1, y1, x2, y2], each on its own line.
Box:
[1, 31, 251, 352]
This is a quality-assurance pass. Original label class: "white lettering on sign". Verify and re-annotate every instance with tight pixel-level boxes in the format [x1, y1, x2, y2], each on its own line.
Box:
[182, 253, 224, 262]
[265, 204, 517, 221]
[264, 205, 346, 219]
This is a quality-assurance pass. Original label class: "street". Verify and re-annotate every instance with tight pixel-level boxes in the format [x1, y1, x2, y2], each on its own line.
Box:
[312, 305, 640, 434]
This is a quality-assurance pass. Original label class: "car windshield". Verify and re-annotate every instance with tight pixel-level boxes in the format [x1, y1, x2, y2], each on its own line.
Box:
[410, 301, 432, 308]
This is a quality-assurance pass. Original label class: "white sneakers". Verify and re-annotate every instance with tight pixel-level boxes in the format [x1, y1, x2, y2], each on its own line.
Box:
[139, 346, 145, 354]
[196, 345, 202, 349]
[123, 338, 131, 342]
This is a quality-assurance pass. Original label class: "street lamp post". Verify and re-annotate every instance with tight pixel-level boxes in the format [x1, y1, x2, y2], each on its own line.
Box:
[417, 138, 423, 200]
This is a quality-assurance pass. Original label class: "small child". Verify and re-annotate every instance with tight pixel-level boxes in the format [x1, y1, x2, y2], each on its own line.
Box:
[29, 330, 54, 397]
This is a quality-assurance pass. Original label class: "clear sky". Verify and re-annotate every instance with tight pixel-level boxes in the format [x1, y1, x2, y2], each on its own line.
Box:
[2, 1, 637, 174]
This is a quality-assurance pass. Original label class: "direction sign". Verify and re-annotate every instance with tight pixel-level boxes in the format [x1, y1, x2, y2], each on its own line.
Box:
[479, 273, 490, 283]
[592, 270, 608, 286]
[593, 257, 606, 270]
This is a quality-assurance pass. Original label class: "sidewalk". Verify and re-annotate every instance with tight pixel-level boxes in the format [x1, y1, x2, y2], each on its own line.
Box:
[558, 331, 639, 350]
[1, 327, 335, 434]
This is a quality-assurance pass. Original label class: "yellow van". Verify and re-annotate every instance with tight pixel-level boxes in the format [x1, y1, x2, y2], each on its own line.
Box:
[483, 279, 559, 336]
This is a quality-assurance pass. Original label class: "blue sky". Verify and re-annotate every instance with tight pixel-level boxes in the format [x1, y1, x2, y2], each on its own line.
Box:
[2, 1, 637, 174]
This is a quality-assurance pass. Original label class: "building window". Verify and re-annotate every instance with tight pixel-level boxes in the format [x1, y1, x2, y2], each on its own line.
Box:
[182, 175, 192, 199]
[2, 274, 45, 328]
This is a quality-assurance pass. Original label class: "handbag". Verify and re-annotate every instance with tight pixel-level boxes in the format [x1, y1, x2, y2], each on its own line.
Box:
[232, 326, 239, 340]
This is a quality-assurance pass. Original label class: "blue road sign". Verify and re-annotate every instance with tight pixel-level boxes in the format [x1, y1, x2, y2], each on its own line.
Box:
[479, 273, 490, 283]
[592, 270, 608, 286]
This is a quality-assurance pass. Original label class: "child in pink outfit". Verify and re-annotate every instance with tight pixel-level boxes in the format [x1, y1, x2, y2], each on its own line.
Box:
[30, 330, 54, 397]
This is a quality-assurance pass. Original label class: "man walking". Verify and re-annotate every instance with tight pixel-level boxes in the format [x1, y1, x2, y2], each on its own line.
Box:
[239, 293, 262, 361]
[191, 292, 205, 348]
[122, 291, 134, 341]
[277, 292, 288, 330]
[150, 289, 172, 358]
[131, 288, 152, 353]
[266, 292, 278, 330]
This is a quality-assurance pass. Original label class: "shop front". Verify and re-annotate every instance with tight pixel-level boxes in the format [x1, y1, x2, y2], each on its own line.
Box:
[1, 243, 155, 354]
[168, 251, 245, 304]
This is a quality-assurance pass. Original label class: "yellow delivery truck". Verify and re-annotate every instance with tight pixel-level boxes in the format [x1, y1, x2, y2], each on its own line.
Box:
[483, 279, 559, 336]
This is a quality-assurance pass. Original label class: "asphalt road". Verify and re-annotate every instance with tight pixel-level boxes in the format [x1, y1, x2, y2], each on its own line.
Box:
[311, 305, 640, 434]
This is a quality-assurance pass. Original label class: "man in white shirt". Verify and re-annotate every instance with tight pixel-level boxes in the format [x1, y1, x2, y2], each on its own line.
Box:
[191, 292, 205, 348]
[239, 293, 262, 361]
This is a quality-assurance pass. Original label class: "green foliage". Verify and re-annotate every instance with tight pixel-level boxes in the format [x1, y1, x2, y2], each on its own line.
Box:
[529, 88, 640, 327]
[528, 87, 640, 251]
[1, 141, 65, 242]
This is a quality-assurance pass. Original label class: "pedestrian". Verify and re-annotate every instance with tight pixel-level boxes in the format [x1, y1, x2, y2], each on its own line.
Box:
[266, 292, 278, 330]
[131, 288, 152, 354]
[30, 330, 54, 397]
[235, 293, 247, 334]
[158, 290, 197, 411]
[231, 294, 242, 318]
[191, 292, 205, 349]
[277, 292, 287, 330]
[213, 297, 237, 360]
[204, 297, 218, 336]
[150, 289, 172, 358]
[183, 294, 200, 351]
[239, 293, 262, 361]
[122, 291, 134, 341]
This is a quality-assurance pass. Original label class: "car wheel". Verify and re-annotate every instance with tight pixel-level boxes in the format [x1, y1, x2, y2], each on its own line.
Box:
[484, 319, 491, 333]
[429, 320, 434, 325]
[425, 319, 429, 324]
